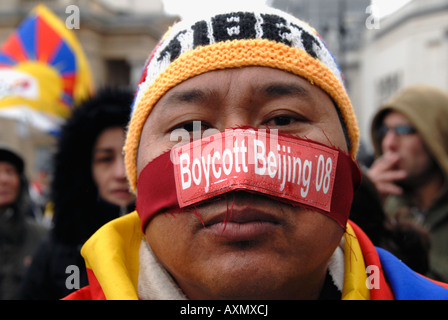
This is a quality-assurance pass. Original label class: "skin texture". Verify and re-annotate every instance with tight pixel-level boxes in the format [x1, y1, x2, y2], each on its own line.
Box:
[0, 162, 20, 209]
[92, 127, 135, 208]
[137, 67, 349, 299]
[367, 111, 443, 209]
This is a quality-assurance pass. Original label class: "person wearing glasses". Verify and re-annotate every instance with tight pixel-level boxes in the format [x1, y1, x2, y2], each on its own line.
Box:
[367, 85, 448, 282]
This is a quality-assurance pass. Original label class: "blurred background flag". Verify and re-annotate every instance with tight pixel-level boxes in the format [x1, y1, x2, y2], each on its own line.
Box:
[0, 4, 94, 134]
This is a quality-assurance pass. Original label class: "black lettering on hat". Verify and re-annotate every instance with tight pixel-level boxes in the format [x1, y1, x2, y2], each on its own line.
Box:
[212, 12, 257, 42]
[290, 23, 321, 59]
[157, 30, 187, 63]
[260, 14, 291, 46]
[192, 20, 210, 47]
[154, 12, 324, 67]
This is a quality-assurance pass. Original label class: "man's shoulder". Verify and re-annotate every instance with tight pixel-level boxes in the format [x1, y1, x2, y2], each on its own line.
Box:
[81, 210, 143, 266]
[94, 211, 142, 238]
[376, 247, 448, 299]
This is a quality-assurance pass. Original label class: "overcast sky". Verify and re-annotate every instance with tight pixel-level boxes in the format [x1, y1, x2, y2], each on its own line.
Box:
[162, 0, 412, 19]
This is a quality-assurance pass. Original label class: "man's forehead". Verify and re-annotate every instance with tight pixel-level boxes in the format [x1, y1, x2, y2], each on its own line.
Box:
[152, 67, 318, 110]
[383, 110, 412, 124]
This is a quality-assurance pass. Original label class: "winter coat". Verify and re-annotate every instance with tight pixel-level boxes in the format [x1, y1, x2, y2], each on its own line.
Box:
[371, 85, 448, 282]
[18, 199, 133, 299]
[0, 171, 47, 300]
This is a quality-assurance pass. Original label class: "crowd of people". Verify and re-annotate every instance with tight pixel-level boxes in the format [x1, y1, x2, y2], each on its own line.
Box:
[1, 5, 448, 300]
[0, 88, 135, 299]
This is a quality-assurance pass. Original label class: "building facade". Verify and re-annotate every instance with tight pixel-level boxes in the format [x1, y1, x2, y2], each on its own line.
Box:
[359, 0, 448, 149]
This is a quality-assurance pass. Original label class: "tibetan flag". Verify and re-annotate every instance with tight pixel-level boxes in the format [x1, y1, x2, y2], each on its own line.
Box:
[0, 4, 94, 133]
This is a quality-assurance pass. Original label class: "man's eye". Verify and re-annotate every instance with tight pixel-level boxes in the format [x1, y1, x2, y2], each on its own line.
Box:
[181, 122, 197, 132]
[265, 116, 297, 127]
[172, 120, 210, 132]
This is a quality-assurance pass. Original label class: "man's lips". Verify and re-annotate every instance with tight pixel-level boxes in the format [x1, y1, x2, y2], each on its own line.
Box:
[201, 208, 281, 241]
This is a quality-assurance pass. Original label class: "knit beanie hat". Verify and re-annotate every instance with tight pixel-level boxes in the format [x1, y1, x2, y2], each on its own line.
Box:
[124, 6, 359, 191]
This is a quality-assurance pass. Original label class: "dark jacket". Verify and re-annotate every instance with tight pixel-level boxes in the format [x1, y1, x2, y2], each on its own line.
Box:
[18, 199, 132, 299]
[18, 88, 135, 300]
[0, 145, 48, 300]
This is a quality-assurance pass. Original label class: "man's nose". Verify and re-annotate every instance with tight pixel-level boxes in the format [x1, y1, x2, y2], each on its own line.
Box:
[382, 129, 399, 152]
[217, 110, 254, 131]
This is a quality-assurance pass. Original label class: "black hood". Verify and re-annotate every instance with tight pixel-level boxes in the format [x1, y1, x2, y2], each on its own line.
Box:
[50, 87, 135, 244]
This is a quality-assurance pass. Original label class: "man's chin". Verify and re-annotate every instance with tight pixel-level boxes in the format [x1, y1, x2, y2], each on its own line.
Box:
[184, 263, 302, 299]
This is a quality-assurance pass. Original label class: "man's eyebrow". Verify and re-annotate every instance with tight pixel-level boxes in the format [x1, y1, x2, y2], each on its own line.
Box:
[164, 89, 209, 104]
[160, 83, 312, 110]
[263, 83, 312, 99]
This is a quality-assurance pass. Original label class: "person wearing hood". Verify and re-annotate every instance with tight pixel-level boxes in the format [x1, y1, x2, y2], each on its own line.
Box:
[62, 7, 448, 301]
[18, 88, 136, 299]
[0, 143, 47, 299]
[367, 85, 448, 282]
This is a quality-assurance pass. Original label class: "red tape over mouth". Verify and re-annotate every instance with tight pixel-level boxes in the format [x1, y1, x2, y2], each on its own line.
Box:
[136, 128, 361, 231]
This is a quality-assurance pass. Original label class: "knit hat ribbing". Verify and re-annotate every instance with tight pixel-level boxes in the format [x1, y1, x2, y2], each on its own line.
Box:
[124, 7, 359, 191]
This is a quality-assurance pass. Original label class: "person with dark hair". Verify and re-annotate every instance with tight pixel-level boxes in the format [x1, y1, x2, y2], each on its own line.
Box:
[18, 88, 135, 299]
[0, 143, 47, 299]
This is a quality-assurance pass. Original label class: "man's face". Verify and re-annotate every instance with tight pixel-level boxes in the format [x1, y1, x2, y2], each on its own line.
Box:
[380, 111, 437, 188]
[0, 161, 20, 209]
[137, 67, 348, 299]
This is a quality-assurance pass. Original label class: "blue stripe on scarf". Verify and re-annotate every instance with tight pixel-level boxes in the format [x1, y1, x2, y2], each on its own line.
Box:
[377, 247, 448, 300]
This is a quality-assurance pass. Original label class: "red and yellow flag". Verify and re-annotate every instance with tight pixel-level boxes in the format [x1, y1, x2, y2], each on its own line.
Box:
[0, 4, 94, 132]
